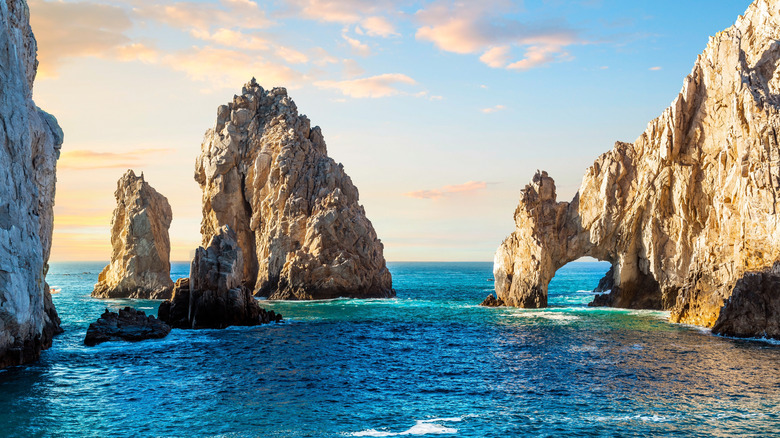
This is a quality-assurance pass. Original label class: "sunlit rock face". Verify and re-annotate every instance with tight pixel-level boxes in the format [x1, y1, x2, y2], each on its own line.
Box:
[92, 170, 174, 299]
[0, 0, 64, 368]
[495, 0, 780, 332]
[195, 79, 393, 300]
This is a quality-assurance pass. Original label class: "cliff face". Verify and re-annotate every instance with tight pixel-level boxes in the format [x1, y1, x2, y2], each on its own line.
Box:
[495, 0, 780, 331]
[195, 79, 393, 300]
[92, 170, 174, 299]
[0, 0, 63, 368]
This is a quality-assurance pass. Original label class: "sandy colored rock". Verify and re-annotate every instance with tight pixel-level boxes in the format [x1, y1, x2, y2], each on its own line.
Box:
[93, 170, 174, 299]
[0, 0, 63, 368]
[195, 78, 393, 300]
[158, 226, 282, 329]
[494, 0, 780, 333]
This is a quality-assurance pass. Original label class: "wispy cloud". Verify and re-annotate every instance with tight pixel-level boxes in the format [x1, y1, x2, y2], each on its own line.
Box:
[649, 66, 662, 71]
[404, 181, 487, 199]
[58, 148, 175, 169]
[342, 31, 372, 56]
[415, 1, 582, 71]
[359, 16, 399, 37]
[480, 104, 506, 114]
[316, 73, 417, 98]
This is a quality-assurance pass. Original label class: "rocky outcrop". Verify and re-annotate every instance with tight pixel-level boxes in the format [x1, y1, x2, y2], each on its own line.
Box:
[494, 0, 780, 334]
[84, 307, 171, 346]
[480, 294, 505, 307]
[92, 170, 174, 299]
[0, 0, 64, 368]
[593, 266, 614, 293]
[712, 262, 780, 339]
[157, 226, 282, 329]
[195, 79, 393, 300]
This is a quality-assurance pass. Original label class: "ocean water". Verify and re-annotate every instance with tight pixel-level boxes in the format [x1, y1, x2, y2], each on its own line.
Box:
[2, 261, 780, 437]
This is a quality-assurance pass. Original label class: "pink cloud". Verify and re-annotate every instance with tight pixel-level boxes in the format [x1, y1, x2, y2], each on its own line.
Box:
[405, 181, 488, 199]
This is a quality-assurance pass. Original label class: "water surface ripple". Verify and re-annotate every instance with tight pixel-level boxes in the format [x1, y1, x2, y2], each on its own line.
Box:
[2, 262, 779, 437]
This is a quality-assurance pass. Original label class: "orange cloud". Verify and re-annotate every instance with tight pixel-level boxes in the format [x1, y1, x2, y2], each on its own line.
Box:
[288, 0, 402, 24]
[404, 181, 488, 199]
[359, 16, 398, 37]
[58, 148, 175, 170]
[315, 73, 417, 98]
[342, 31, 372, 56]
[139, 0, 272, 33]
[415, 2, 581, 71]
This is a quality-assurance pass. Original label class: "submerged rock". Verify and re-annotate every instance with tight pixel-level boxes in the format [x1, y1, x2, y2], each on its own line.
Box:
[84, 307, 171, 346]
[195, 79, 393, 300]
[0, 0, 64, 368]
[93, 170, 174, 299]
[158, 226, 282, 329]
[494, 0, 780, 335]
[712, 263, 780, 339]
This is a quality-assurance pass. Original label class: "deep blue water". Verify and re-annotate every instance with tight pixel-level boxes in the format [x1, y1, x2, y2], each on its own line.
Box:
[2, 261, 780, 437]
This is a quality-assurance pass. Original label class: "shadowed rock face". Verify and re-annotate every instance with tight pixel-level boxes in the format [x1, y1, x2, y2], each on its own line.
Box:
[713, 262, 780, 339]
[158, 226, 282, 329]
[92, 170, 174, 299]
[195, 78, 393, 300]
[0, 0, 64, 368]
[494, 0, 780, 332]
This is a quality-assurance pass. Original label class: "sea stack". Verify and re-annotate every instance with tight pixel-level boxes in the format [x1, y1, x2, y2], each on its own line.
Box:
[494, 0, 780, 336]
[0, 0, 64, 368]
[92, 170, 174, 299]
[195, 79, 393, 300]
[158, 226, 281, 329]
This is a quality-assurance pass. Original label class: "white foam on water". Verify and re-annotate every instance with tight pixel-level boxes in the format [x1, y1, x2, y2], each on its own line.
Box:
[593, 414, 670, 423]
[510, 311, 580, 322]
[348, 417, 462, 436]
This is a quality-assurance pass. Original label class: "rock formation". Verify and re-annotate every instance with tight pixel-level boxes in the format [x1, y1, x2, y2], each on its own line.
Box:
[494, 0, 780, 334]
[712, 262, 780, 339]
[195, 79, 393, 300]
[0, 0, 64, 368]
[92, 170, 174, 299]
[84, 307, 171, 346]
[158, 226, 282, 329]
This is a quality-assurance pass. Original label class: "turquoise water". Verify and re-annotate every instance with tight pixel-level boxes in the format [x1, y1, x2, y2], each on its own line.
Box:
[2, 261, 780, 437]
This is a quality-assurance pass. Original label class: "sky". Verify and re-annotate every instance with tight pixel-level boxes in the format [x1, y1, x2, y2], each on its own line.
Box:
[32, 0, 753, 262]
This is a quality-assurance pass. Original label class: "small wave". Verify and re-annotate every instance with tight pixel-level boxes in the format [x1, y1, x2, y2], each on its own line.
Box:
[349, 417, 462, 436]
[510, 311, 579, 322]
[593, 414, 670, 423]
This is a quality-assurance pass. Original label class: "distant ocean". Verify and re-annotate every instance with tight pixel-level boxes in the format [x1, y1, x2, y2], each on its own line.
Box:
[1, 261, 779, 437]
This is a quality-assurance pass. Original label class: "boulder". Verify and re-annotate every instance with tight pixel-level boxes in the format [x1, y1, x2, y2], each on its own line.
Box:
[84, 307, 171, 346]
[712, 262, 780, 339]
[195, 79, 393, 300]
[480, 294, 505, 307]
[93, 170, 174, 299]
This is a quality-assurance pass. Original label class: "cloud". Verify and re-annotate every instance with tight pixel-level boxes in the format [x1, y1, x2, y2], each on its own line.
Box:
[190, 28, 270, 50]
[286, 0, 404, 24]
[649, 66, 662, 71]
[360, 16, 398, 37]
[138, 0, 272, 33]
[404, 181, 488, 199]
[29, 0, 134, 77]
[342, 31, 372, 56]
[480, 104, 506, 114]
[342, 58, 366, 78]
[276, 46, 309, 64]
[479, 46, 512, 68]
[415, 1, 582, 71]
[163, 46, 304, 90]
[58, 148, 175, 169]
[315, 73, 416, 98]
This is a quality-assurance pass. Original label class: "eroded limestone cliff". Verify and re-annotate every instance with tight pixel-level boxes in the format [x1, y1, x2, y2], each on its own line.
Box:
[494, 0, 780, 333]
[0, 0, 63, 368]
[93, 170, 174, 299]
[195, 79, 393, 300]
